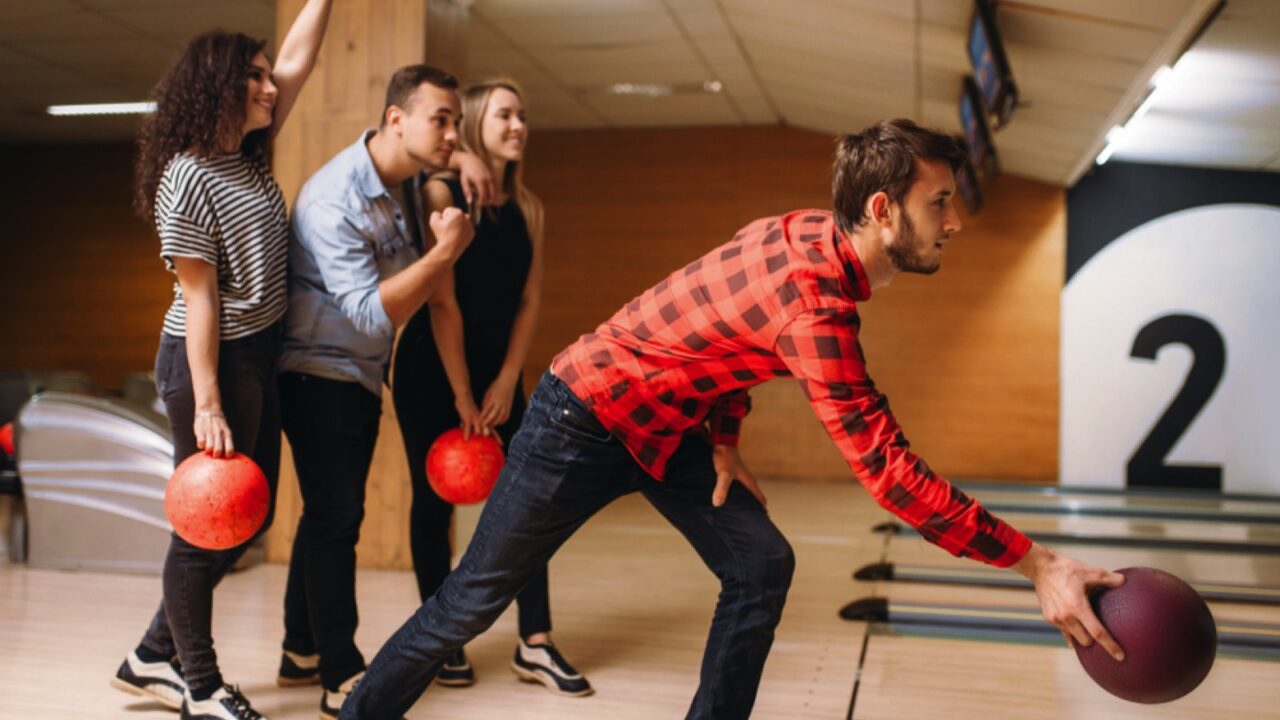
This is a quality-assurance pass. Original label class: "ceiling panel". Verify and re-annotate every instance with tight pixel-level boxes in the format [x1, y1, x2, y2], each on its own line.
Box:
[476, 0, 656, 20]
[1111, 0, 1280, 172]
[537, 41, 706, 85]
[1011, 0, 1199, 29]
[104, 4, 274, 46]
[996, 6, 1168, 63]
[1, 0, 1273, 183]
[493, 11, 680, 47]
[1, 9, 133, 42]
[582, 90, 739, 126]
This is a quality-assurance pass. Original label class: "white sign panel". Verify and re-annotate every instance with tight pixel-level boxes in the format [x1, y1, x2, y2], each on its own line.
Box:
[1061, 204, 1280, 494]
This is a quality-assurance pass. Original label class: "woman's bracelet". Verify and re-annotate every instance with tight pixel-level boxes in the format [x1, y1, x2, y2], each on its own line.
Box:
[195, 411, 224, 420]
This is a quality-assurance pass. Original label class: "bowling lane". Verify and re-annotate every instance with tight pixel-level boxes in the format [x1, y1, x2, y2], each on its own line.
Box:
[844, 522, 1280, 718]
[955, 483, 1280, 524]
[876, 523, 1280, 625]
[851, 630, 1278, 720]
[882, 510, 1280, 555]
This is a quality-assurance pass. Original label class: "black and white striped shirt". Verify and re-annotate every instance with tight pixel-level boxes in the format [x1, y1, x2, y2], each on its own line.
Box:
[157, 152, 289, 339]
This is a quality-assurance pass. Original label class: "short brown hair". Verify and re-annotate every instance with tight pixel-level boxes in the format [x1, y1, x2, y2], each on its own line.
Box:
[381, 64, 458, 125]
[832, 119, 966, 234]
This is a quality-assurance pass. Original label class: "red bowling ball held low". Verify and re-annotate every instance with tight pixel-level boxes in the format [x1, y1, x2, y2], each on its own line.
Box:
[425, 428, 504, 505]
[164, 451, 270, 550]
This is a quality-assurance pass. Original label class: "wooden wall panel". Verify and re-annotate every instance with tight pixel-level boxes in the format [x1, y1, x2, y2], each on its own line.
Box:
[0, 144, 169, 389]
[264, 0, 428, 569]
[521, 127, 1064, 485]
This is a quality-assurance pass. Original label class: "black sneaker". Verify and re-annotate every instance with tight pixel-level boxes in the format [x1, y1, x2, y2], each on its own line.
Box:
[511, 640, 593, 697]
[319, 671, 362, 720]
[276, 649, 320, 687]
[180, 684, 265, 720]
[110, 649, 186, 709]
[437, 649, 475, 687]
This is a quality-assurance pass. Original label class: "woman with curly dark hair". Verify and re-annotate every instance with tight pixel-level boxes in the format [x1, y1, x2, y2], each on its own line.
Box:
[109, 2, 333, 718]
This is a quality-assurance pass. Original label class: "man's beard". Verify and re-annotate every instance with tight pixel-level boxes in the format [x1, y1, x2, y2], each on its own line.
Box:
[887, 210, 941, 275]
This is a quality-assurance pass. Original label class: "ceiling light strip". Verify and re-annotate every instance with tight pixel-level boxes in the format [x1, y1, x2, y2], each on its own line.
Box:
[47, 102, 157, 116]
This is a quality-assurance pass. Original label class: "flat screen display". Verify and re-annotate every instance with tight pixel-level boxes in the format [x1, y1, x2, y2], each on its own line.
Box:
[960, 76, 997, 179]
[967, 0, 1018, 127]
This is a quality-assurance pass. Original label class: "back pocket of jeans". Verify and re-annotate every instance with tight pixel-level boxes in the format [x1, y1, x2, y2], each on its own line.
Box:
[550, 397, 613, 443]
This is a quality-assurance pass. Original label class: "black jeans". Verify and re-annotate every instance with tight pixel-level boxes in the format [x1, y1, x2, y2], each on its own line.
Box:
[138, 324, 282, 693]
[279, 372, 381, 689]
[391, 345, 551, 637]
[342, 372, 795, 720]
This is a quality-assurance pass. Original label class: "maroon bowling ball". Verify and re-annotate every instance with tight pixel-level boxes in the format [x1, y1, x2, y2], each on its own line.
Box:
[1075, 567, 1216, 703]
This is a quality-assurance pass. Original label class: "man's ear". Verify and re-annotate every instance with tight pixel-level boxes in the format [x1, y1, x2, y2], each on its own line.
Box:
[384, 105, 402, 134]
[867, 191, 892, 227]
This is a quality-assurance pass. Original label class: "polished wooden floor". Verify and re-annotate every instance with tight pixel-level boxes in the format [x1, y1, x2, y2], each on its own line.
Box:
[1, 480, 1275, 718]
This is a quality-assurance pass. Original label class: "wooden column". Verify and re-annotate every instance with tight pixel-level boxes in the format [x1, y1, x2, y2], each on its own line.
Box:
[266, 0, 469, 569]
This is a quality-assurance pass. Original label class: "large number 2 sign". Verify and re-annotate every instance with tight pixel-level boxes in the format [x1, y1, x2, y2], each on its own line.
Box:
[1061, 204, 1280, 496]
[1126, 315, 1225, 490]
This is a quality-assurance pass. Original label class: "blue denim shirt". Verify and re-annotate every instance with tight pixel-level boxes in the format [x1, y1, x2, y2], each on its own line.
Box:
[279, 131, 422, 396]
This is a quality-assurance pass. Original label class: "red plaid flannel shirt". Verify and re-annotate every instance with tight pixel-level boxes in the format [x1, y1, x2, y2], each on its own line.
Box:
[552, 210, 1031, 566]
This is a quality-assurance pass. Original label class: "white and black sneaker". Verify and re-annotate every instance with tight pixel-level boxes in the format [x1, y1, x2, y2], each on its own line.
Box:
[437, 649, 475, 687]
[511, 639, 594, 697]
[319, 671, 362, 720]
[276, 649, 320, 687]
[180, 685, 265, 720]
[110, 649, 186, 709]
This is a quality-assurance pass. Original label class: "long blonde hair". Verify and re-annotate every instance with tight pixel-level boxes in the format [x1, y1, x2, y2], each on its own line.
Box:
[459, 79, 542, 240]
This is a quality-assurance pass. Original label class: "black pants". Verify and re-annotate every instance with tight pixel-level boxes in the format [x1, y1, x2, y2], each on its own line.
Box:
[138, 324, 282, 694]
[279, 372, 381, 689]
[391, 339, 550, 637]
[342, 373, 795, 720]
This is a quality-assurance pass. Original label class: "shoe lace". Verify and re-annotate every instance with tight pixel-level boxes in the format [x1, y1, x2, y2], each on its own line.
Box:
[222, 685, 263, 719]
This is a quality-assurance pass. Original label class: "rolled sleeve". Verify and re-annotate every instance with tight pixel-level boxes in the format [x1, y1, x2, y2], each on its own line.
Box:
[293, 200, 394, 338]
[776, 307, 1030, 567]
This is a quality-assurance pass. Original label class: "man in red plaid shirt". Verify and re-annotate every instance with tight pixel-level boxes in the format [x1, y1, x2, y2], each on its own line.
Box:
[344, 119, 1126, 720]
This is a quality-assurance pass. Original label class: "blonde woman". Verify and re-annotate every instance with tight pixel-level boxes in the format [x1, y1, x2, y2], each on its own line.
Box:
[391, 80, 591, 697]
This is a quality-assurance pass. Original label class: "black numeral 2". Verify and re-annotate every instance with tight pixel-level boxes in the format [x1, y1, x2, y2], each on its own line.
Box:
[1126, 314, 1225, 490]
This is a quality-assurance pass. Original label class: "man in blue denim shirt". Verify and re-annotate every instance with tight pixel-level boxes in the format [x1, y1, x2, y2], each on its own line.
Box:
[276, 64, 475, 720]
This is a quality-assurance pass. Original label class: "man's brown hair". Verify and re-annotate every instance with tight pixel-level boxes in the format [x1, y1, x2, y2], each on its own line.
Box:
[381, 64, 458, 126]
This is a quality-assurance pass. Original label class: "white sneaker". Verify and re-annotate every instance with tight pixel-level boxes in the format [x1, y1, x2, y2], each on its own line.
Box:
[319, 671, 362, 720]
[511, 639, 594, 697]
[110, 649, 186, 709]
[180, 684, 265, 720]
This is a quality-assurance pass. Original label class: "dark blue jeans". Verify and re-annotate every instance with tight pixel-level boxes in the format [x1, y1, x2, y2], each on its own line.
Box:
[139, 324, 282, 693]
[279, 372, 382, 689]
[341, 372, 795, 720]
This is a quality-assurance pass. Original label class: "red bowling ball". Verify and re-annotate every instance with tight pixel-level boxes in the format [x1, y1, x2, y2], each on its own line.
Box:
[1075, 566, 1216, 704]
[425, 428, 504, 505]
[164, 452, 270, 550]
[0, 422, 13, 456]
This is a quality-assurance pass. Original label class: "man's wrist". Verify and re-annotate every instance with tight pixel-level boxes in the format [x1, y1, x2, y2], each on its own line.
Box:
[1011, 542, 1051, 580]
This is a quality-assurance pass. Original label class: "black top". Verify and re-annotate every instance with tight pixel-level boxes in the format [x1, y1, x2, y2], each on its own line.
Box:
[401, 176, 533, 366]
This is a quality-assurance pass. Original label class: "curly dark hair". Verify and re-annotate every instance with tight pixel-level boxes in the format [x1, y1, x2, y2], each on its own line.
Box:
[134, 31, 272, 221]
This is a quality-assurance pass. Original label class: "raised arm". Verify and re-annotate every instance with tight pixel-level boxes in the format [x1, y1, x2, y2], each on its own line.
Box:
[379, 200, 473, 329]
[419, 180, 485, 437]
[270, 0, 335, 135]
